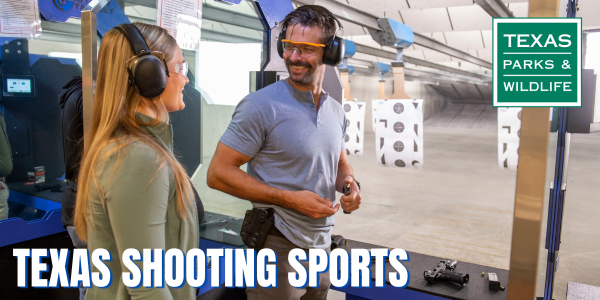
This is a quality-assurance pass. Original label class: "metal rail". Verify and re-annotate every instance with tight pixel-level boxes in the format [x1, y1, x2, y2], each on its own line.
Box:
[413, 33, 493, 69]
[347, 57, 489, 85]
[353, 44, 492, 81]
[474, 0, 515, 18]
[81, 11, 98, 153]
[81, 0, 108, 151]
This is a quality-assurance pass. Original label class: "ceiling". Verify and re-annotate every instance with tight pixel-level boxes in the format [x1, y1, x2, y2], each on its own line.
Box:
[326, 0, 600, 72]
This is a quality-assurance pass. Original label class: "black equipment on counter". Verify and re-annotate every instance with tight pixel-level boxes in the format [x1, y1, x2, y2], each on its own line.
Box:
[34, 183, 61, 192]
[240, 208, 275, 250]
[424, 260, 469, 286]
[488, 272, 501, 291]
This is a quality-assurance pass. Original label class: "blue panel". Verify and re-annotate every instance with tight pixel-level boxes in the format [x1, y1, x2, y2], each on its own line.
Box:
[30, 55, 79, 67]
[196, 238, 240, 296]
[0, 208, 65, 247]
[0, 38, 16, 61]
[0, 38, 16, 48]
[333, 285, 449, 300]
[39, 0, 129, 36]
[347, 294, 369, 300]
[40, 0, 94, 22]
[387, 18, 414, 48]
[214, 0, 243, 4]
[254, 0, 294, 29]
[96, 0, 130, 37]
[348, 65, 355, 75]
[6, 191, 62, 211]
[373, 62, 390, 74]
[344, 40, 357, 57]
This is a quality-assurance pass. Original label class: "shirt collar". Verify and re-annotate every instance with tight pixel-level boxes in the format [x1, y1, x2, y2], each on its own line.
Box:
[135, 112, 174, 152]
[283, 80, 329, 105]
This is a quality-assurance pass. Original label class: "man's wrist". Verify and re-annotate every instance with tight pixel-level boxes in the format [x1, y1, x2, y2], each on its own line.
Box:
[274, 189, 293, 209]
[346, 175, 361, 190]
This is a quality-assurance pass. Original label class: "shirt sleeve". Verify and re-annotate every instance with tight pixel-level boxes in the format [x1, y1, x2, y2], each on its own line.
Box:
[103, 145, 174, 300]
[219, 99, 266, 158]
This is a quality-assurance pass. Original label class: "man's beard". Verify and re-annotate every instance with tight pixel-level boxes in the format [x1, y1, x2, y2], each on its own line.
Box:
[286, 59, 316, 86]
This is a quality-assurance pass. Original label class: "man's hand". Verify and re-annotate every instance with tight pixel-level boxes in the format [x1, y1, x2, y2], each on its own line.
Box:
[340, 176, 361, 213]
[287, 190, 340, 219]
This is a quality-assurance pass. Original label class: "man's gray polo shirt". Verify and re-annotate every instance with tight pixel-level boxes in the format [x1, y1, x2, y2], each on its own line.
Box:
[219, 80, 346, 249]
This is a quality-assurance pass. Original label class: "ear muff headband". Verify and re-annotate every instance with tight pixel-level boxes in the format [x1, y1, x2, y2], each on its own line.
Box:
[115, 24, 168, 99]
[277, 11, 345, 66]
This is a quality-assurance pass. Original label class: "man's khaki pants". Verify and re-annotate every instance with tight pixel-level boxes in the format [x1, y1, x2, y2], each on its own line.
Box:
[246, 235, 331, 300]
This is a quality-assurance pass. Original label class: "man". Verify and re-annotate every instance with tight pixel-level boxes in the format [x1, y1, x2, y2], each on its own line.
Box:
[207, 5, 361, 300]
[0, 110, 13, 220]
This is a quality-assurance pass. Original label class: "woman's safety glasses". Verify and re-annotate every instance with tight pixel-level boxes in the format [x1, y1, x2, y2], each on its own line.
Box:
[281, 39, 326, 56]
[171, 61, 189, 77]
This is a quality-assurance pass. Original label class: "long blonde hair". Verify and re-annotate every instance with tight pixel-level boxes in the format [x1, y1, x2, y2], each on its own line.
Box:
[74, 22, 193, 242]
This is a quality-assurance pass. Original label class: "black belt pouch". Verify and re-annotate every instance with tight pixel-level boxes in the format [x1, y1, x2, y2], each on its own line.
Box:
[240, 208, 275, 251]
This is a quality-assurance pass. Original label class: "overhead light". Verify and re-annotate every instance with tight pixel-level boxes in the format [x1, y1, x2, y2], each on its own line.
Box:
[48, 52, 82, 67]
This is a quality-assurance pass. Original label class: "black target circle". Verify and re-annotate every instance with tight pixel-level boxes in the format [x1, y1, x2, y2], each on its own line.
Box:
[517, 129, 521, 138]
[346, 119, 350, 127]
[394, 160, 406, 167]
[393, 141, 404, 152]
[393, 122, 405, 133]
[345, 134, 350, 142]
[346, 149, 350, 155]
[344, 104, 351, 112]
[517, 111, 522, 120]
[393, 103, 404, 114]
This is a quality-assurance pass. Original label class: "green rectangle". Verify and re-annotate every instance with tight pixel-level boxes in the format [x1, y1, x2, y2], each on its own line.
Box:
[493, 18, 581, 107]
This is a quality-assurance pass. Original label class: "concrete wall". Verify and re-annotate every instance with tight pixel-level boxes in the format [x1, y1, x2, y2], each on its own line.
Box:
[430, 83, 493, 104]
[347, 75, 447, 133]
[201, 96, 236, 159]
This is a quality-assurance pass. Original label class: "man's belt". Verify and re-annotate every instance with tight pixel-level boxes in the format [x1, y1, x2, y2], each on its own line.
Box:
[268, 224, 287, 239]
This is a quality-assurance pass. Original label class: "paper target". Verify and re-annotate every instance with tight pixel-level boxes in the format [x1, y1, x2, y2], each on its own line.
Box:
[375, 99, 424, 168]
[372, 99, 384, 132]
[498, 107, 521, 169]
[343, 99, 366, 156]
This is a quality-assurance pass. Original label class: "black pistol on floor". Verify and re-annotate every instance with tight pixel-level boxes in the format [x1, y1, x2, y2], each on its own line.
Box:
[424, 260, 470, 286]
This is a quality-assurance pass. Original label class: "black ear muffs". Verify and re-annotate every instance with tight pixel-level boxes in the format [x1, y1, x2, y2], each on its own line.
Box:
[277, 11, 345, 66]
[323, 36, 344, 66]
[116, 24, 168, 99]
[277, 28, 286, 59]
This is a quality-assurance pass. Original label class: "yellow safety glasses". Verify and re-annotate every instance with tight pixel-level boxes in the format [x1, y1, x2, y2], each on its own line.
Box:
[282, 39, 327, 56]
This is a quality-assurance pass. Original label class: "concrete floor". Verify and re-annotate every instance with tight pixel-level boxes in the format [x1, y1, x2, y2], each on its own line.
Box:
[193, 127, 600, 300]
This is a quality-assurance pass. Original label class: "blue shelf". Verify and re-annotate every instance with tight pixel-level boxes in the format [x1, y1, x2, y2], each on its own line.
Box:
[0, 191, 65, 247]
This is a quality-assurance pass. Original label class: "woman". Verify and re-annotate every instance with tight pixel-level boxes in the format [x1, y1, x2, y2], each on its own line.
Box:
[74, 22, 203, 299]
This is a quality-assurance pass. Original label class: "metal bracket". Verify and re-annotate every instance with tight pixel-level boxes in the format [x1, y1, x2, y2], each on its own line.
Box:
[367, 18, 414, 49]
[474, 0, 515, 18]
[84, 0, 111, 14]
